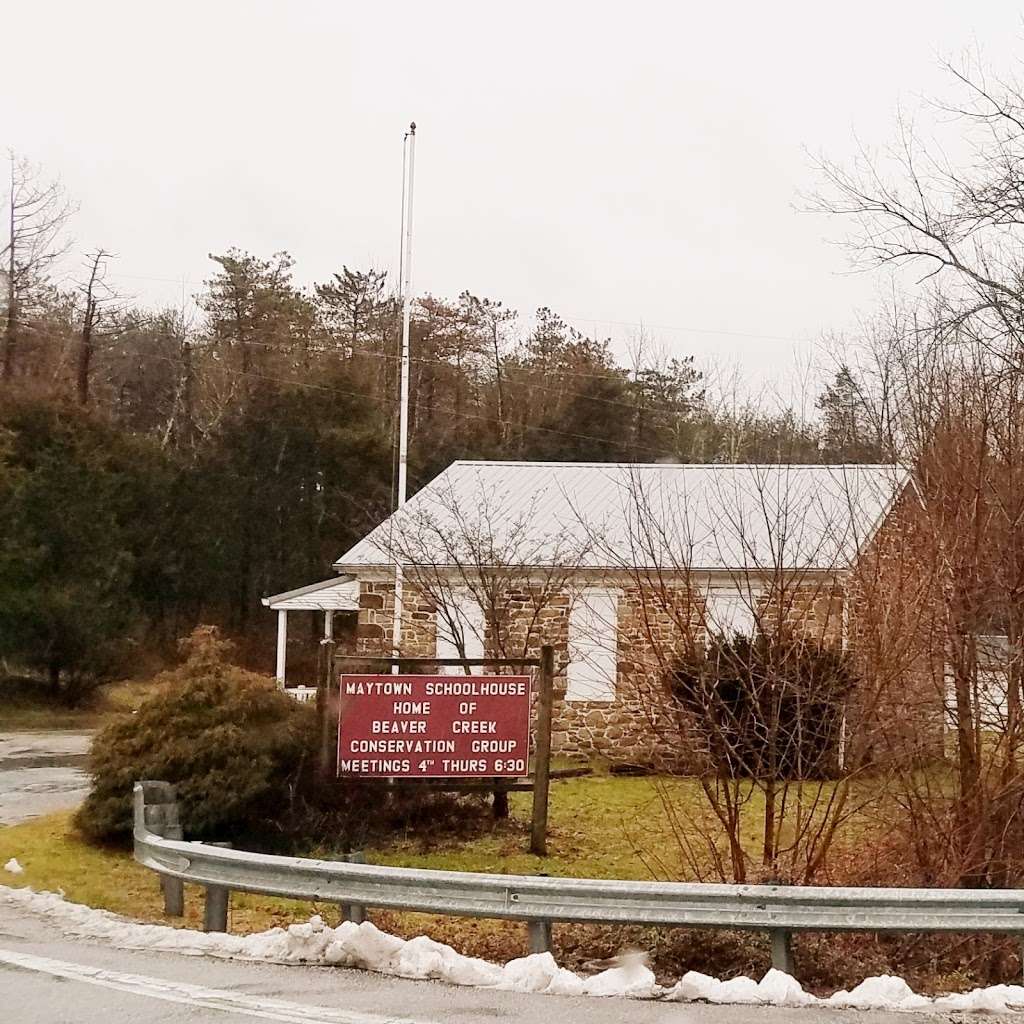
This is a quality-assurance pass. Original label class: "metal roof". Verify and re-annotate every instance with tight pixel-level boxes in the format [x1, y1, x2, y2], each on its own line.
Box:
[335, 461, 912, 574]
[262, 574, 359, 611]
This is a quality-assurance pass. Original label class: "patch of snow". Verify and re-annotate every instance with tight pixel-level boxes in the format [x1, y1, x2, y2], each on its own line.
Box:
[713, 975, 765, 1004]
[498, 952, 585, 996]
[757, 967, 816, 1007]
[3, 883, 1024, 1012]
[934, 984, 1024, 1014]
[392, 934, 503, 987]
[581, 961, 659, 999]
[828, 975, 932, 1011]
[666, 970, 765, 1005]
[3, 859, 23, 875]
[666, 969, 719, 1002]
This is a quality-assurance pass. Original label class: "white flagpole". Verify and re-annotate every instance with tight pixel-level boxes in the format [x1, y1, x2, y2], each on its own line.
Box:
[392, 122, 416, 663]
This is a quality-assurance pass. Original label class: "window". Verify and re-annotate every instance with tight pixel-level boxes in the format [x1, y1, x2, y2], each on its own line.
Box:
[435, 590, 484, 674]
[566, 589, 618, 702]
[704, 589, 758, 637]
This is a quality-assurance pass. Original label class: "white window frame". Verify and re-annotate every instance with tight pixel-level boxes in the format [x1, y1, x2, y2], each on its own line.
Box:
[566, 588, 619, 703]
[435, 589, 485, 674]
[704, 587, 760, 638]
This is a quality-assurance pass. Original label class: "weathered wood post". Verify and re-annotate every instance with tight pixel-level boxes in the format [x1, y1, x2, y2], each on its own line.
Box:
[318, 642, 338, 784]
[492, 782, 509, 819]
[529, 644, 554, 856]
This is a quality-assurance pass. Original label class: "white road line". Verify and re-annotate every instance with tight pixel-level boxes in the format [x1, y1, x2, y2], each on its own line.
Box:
[0, 947, 433, 1024]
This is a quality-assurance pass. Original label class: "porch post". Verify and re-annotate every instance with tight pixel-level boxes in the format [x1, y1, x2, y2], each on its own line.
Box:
[275, 609, 288, 688]
[324, 610, 334, 642]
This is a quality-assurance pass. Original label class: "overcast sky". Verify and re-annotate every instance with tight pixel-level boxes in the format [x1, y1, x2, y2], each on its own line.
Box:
[4, 2, 1023, 392]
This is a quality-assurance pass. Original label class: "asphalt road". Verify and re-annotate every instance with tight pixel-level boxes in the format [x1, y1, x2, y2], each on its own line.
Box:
[0, 731, 92, 825]
[0, 899, 947, 1024]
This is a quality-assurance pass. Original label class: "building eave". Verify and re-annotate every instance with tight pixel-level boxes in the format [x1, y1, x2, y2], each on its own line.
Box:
[262, 573, 357, 610]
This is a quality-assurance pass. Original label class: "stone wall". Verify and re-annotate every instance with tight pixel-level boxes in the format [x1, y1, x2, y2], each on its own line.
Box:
[353, 574, 858, 767]
[844, 489, 946, 762]
[355, 581, 435, 657]
[758, 582, 845, 644]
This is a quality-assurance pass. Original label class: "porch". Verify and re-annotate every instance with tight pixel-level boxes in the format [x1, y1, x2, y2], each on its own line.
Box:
[261, 575, 360, 697]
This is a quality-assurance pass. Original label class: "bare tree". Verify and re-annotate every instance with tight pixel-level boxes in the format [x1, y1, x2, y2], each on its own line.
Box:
[461, 293, 517, 444]
[809, 57, 1024, 372]
[1, 154, 76, 380]
[75, 250, 122, 405]
[839, 328, 1024, 886]
[812, 57, 1024, 886]
[570, 464, 906, 884]
[378, 475, 591, 668]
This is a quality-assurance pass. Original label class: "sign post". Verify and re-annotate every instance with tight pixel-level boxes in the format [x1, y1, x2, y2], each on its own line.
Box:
[530, 644, 554, 856]
[317, 641, 338, 784]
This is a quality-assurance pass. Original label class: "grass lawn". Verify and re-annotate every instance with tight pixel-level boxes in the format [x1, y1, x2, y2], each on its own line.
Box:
[373, 775, 700, 879]
[0, 677, 168, 731]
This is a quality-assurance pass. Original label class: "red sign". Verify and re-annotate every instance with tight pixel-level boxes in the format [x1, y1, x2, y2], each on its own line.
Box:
[337, 674, 531, 778]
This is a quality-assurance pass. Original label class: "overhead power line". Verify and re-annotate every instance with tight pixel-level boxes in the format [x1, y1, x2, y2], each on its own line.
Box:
[100, 268, 812, 345]
[144, 354, 683, 460]
[128, 333, 703, 422]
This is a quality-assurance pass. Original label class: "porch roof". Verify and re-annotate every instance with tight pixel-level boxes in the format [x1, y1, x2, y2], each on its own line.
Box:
[261, 574, 359, 611]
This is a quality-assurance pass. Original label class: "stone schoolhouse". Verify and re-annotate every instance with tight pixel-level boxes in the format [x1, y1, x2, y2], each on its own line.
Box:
[267, 460, 913, 765]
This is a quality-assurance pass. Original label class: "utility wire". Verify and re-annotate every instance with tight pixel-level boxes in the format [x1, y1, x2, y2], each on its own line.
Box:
[100, 269, 811, 344]
[143, 353, 683, 460]
[176, 334, 701, 420]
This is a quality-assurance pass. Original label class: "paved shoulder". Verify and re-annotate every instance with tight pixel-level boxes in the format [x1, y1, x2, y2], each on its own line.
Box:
[0, 900, 939, 1024]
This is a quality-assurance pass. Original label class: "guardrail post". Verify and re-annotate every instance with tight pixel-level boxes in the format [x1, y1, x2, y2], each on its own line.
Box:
[343, 903, 366, 925]
[339, 851, 366, 924]
[139, 781, 184, 917]
[160, 875, 185, 918]
[528, 919, 552, 954]
[203, 885, 230, 933]
[200, 841, 234, 932]
[770, 928, 794, 975]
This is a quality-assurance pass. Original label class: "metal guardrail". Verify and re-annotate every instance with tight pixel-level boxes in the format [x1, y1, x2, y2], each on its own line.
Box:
[134, 780, 1024, 977]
